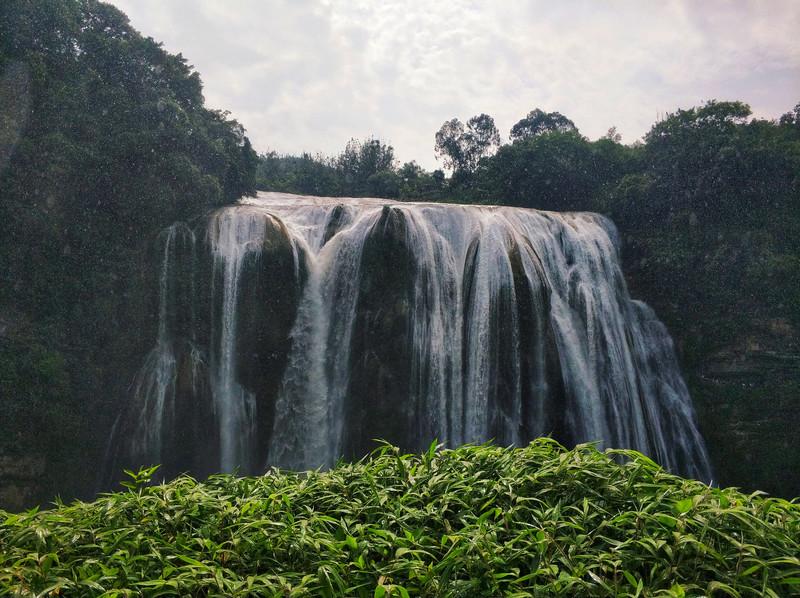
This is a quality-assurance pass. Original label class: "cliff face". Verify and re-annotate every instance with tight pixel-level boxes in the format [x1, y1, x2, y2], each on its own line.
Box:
[0, 238, 160, 512]
[0, 455, 45, 511]
[624, 229, 800, 499]
[689, 319, 799, 498]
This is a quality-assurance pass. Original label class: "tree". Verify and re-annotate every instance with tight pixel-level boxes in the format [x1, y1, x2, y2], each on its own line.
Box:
[646, 100, 750, 140]
[640, 100, 785, 219]
[434, 118, 466, 172]
[602, 126, 622, 143]
[398, 161, 423, 183]
[366, 170, 401, 198]
[475, 131, 607, 211]
[509, 109, 577, 141]
[336, 137, 396, 195]
[779, 102, 800, 133]
[434, 113, 500, 176]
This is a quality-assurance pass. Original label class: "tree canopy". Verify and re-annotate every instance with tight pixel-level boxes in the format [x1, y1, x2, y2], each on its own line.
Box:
[256, 138, 447, 200]
[638, 100, 796, 221]
[1, 0, 259, 308]
[509, 108, 578, 141]
[434, 113, 501, 176]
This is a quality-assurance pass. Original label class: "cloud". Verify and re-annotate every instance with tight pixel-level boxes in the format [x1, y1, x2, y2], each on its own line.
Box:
[110, 0, 800, 169]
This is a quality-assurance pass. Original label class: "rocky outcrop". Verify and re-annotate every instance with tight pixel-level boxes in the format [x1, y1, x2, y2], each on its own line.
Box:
[0, 454, 46, 512]
[234, 215, 302, 467]
[689, 318, 799, 497]
[346, 206, 416, 457]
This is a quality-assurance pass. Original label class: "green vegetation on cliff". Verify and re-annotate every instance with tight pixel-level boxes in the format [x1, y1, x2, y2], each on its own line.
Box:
[0, 0, 258, 506]
[2, 441, 799, 597]
[256, 139, 447, 200]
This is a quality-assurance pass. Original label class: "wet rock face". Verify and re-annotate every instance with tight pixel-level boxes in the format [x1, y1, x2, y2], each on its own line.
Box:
[346, 206, 416, 457]
[158, 342, 217, 479]
[322, 204, 349, 247]
[507, 239, 561, 443]
[167, 226, 198, 341]
[0, 454, 46, 512]
[689, 319, 800, 497]
[234, 215, 302, 466]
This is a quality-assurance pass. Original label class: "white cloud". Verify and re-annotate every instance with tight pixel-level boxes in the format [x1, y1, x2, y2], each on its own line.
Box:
[110, 0, 800, 169]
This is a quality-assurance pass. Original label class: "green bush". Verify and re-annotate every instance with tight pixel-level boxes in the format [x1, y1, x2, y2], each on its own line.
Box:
[2, 440, 798, 597]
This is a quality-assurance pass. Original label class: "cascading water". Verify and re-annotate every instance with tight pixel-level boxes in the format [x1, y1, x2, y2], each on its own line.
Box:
[125, 222, 204, 465]
[208, 209, 266, 472]
[268, 205, 372, 469]
[110, 192, 712, 482]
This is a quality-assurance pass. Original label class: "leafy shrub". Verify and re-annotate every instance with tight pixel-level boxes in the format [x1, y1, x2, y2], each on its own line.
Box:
[2, 440, 798, 596]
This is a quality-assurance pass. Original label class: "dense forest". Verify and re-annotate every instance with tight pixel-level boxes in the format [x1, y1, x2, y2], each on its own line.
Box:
[0, 0, 798, 512]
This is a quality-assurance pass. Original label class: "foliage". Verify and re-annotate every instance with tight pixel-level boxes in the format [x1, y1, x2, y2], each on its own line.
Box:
[336, 137, 398, 196]
[638, 101, 796, 222]
[509, 108, 578, 141]
[779, 102, 800, 129]
[2, 440, 799, 597]
[605, 101, 800, 331]
[0, 0, 259, 307]
[0, 0, 257, 257]
[256, 151, 342, 196]
[434, 114, 500, 177]
[0, 0, 258, 506]
[256, 146, 447, 201]
[473, 131, 636, 211]
[396, 161, 447, 200]
[0, 324, 85, 498]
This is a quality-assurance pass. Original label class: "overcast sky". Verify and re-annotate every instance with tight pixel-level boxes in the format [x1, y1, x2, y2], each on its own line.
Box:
[110, 0, 799, 169]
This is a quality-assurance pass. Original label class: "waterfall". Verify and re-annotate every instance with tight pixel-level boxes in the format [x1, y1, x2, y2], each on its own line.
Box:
[268, 205, 372, 469]
[208, 208, 266, 472]
[127, 222, 201, 464]
[114, 192, 712, 482]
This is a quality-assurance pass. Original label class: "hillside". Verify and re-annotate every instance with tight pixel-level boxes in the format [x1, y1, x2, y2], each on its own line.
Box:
[0, 0, 258, 508]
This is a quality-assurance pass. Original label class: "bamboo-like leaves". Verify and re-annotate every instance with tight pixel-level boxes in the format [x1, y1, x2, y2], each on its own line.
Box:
[1, 440, 798, 597]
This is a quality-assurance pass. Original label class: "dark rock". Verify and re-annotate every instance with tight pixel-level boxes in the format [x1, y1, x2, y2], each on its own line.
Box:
[234, 214, 302, 471]
[345, 206, 416, 457]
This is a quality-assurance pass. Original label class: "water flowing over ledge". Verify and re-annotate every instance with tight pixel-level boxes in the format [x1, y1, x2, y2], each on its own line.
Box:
[106, 192, 712, 482]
